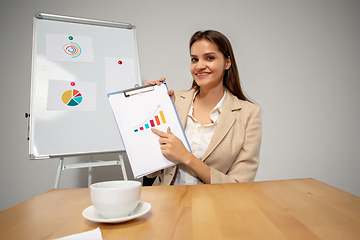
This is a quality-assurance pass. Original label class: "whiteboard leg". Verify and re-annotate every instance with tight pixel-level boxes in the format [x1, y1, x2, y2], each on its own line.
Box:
[88, 167, 93, 187]
[119, 154, 128, 180]
[54, 158, 64, 188]
[88, 156, 93, 187]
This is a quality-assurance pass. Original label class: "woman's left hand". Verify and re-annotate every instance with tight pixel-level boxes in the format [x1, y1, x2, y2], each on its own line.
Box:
[144, 78, 175, 102]
[151, 127, 191, 165]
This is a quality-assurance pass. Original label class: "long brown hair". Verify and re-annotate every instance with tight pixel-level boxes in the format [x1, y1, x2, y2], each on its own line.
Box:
[189, 30, 251, 102]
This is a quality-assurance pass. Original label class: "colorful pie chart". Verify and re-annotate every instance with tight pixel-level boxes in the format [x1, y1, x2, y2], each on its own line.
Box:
[62, 89, 83, 106]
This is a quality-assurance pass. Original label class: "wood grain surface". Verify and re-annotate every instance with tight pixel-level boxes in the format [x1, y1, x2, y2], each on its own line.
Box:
[0, 178, 359, 239]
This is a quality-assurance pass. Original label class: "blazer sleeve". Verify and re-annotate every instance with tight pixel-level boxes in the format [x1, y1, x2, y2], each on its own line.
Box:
[210, 105, 262, 183]
[146, 170, 162, 178]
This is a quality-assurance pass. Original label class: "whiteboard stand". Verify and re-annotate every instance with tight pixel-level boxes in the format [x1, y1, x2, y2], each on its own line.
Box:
[54, 154, 128, 188]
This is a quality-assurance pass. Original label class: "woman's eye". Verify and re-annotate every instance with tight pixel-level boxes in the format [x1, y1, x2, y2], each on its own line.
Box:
[207, 56, 215, 61]
[191, 58, 198, 63]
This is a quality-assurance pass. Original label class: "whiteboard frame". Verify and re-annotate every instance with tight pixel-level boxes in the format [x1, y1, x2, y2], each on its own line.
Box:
[29, 13, 141, 160]
[35, 13, 133, 29]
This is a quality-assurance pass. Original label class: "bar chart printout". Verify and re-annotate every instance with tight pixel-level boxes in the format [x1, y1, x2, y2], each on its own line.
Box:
[133, 108, 166, 132]
[107, 83, 191, 178]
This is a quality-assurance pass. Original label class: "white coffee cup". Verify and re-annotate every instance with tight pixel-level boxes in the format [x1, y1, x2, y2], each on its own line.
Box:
[90, 180, 141, 219]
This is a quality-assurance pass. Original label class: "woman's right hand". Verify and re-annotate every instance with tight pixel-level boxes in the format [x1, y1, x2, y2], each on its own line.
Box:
[144, 78, 175, 102]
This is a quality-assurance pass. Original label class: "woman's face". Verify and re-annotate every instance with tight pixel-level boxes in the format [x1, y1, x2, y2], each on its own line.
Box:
[190, 39, 231, 90]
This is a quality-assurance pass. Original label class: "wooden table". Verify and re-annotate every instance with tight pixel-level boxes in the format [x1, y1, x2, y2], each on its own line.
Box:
[0, 178, 359, 239]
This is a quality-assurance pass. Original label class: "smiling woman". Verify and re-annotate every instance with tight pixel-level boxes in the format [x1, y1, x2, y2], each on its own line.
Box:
[190, 39, 231, 96]
[189, 30, 251, 103]
[146, 30, 262, 186]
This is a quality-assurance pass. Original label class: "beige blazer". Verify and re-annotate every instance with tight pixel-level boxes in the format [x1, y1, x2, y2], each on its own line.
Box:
[148, 88, 262, 185]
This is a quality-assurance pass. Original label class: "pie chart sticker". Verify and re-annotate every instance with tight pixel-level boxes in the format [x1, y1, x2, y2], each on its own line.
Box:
[62, 89, 83, 106]
[47, 79, 96, 111]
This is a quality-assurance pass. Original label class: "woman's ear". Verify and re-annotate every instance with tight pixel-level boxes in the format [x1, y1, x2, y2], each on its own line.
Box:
[225, 57, 231, 70]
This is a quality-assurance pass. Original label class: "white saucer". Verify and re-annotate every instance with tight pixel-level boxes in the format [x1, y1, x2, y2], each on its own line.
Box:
[82, 201, 151, 223]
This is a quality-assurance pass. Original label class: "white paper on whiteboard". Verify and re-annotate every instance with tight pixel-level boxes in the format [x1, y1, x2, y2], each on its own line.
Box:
[47, 79, 97, 111]
[105, 57, 137, 94]
[108, 83, 190, 178]
[46, 34, 94, 62]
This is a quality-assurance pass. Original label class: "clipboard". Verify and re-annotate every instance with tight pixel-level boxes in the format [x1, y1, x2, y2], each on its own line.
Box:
[108, 83, 191, 178]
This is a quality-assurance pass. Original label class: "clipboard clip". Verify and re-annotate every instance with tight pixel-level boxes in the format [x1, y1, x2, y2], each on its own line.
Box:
[124, 85, 155, 97]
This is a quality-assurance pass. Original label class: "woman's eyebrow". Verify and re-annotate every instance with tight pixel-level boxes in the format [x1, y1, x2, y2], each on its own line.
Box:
[190, 52, 216, 57]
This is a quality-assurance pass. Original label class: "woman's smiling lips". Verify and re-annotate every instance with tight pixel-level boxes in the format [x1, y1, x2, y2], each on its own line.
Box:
[196, 72, 211, 78]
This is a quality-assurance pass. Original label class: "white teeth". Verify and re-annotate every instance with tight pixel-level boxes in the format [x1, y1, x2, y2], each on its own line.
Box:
[197, 73, 209, 76]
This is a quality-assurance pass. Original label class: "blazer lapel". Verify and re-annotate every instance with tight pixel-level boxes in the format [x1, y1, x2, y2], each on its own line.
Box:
[202, 91, 242, 161]
[175, 89, 243, 162]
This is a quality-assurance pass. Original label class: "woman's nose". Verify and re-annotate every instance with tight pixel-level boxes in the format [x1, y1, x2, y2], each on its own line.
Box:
[195, 60, 206, 70]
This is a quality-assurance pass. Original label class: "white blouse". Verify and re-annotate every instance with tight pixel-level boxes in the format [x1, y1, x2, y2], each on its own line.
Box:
[173, 90, 227, 185]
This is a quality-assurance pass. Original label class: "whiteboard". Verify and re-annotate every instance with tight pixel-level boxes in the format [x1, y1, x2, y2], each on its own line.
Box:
[29, 13, 141, 159]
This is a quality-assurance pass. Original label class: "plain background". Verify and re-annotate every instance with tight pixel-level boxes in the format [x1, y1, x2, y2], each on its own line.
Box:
[1, 0, 359, 211]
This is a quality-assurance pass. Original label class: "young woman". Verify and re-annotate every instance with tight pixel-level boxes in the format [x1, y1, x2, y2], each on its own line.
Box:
[145, 30, 261, 185]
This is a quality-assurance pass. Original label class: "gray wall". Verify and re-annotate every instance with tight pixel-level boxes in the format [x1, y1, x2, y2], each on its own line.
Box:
[1, 0, 359, 211]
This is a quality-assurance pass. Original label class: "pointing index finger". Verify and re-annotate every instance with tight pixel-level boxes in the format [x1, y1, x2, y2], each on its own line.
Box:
[151, 128, 168, 137]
